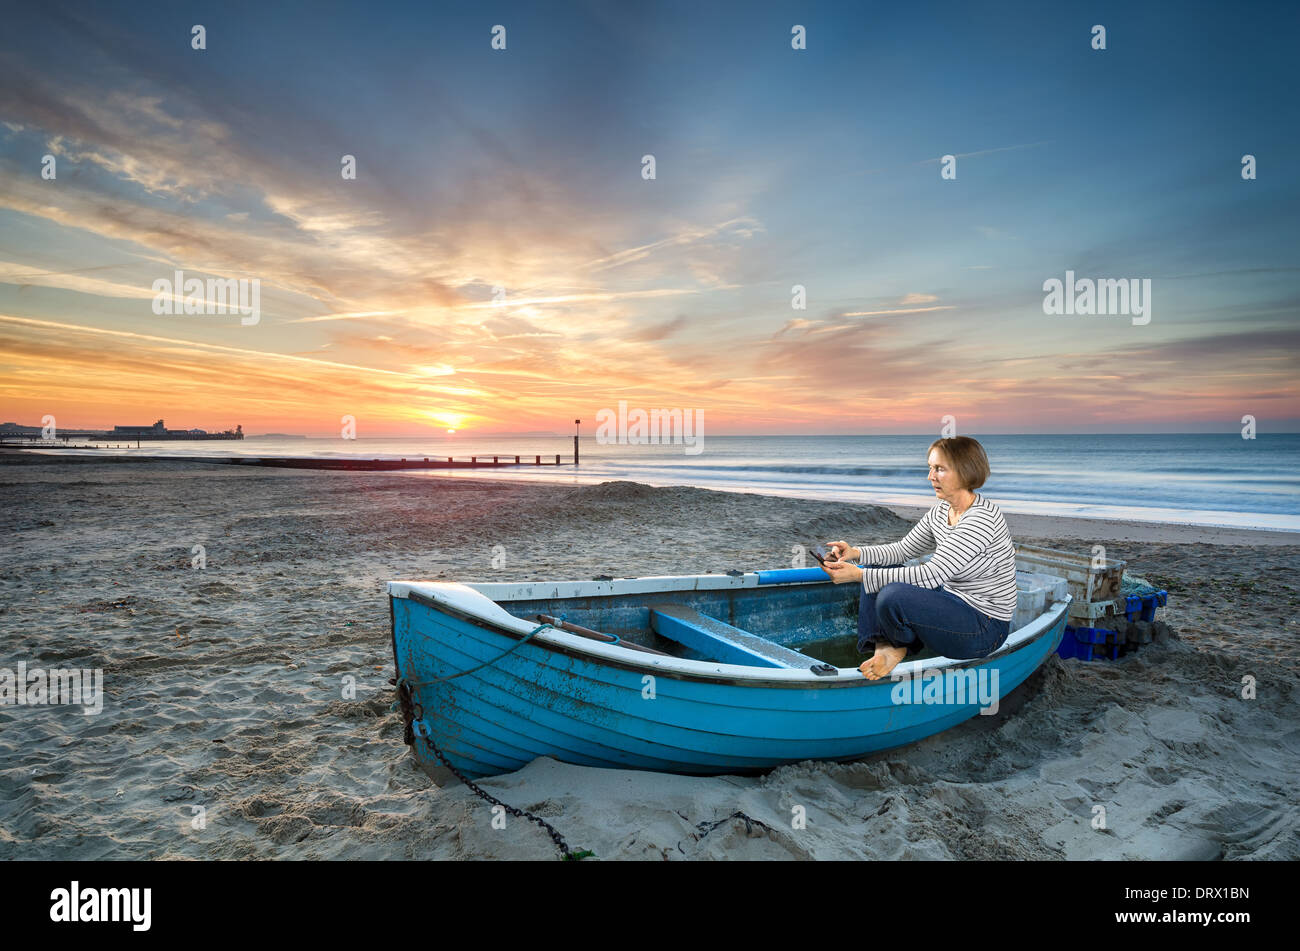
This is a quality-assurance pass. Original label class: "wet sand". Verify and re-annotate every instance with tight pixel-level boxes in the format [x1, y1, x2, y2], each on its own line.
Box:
[1, 454, 1296, 859]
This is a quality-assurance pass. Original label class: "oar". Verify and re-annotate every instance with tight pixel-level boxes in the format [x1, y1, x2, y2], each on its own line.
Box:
[535, 614, 671, 656]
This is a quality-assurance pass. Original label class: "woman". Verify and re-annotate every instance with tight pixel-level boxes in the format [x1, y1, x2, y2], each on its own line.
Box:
[821, 436, 1017, 680]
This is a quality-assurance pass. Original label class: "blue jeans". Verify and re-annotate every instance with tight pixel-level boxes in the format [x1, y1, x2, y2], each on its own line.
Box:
[857, 581, 1010, 660]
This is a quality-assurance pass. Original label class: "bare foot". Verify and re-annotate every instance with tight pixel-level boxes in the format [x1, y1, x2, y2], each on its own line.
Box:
[859, 643, 908, 680]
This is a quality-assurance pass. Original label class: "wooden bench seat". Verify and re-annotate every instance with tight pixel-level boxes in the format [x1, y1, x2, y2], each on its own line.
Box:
[648, 602, 818, 670]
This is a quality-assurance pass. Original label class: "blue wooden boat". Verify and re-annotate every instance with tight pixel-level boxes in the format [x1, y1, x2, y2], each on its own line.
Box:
[389, 567, 1070, 779]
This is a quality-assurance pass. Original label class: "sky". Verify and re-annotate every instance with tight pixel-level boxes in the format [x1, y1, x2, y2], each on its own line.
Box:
[0, 0, 1297, 436]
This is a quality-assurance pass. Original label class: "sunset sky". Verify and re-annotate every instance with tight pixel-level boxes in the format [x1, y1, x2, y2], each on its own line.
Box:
[1, 0, 1297, 436]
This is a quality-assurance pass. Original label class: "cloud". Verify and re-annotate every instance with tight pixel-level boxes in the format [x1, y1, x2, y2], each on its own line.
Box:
[916, 141, 1052, 165]
[0, 313, 414, 378]
[841, 305, 954, 318]
[627, 314, 689, 342]
[580, 217, 765, 274]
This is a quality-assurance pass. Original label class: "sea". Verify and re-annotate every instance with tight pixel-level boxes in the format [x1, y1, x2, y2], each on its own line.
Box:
[25, 432, 1300, 532]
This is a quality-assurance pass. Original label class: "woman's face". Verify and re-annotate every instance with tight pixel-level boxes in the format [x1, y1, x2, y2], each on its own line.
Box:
[927, 449, 965, 501]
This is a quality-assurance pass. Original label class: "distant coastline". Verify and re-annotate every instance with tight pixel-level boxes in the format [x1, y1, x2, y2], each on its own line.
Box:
[0, 418, 243, 441]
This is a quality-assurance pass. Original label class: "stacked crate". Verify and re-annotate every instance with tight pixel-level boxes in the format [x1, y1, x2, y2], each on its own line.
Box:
[899, 545, 1170, 657]
[1012, 543, 1171, 660]
[1012, 570, 1069, 632]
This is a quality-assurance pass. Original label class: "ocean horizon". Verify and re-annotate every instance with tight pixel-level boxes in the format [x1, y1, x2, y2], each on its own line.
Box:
[21, 432, 1300, 533]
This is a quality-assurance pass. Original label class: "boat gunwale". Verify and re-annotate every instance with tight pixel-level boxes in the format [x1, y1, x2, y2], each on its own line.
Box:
[392, 579, 1070, 689]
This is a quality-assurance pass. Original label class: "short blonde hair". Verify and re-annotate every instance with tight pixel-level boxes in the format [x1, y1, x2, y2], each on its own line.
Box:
[928, 436, 990, 491]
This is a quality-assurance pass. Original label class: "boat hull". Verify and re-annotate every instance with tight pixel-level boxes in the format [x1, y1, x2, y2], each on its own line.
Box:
[389, 573, 1069, 779]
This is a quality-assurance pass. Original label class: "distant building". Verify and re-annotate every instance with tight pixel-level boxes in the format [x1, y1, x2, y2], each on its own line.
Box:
[112, 419, 168, 436]
[3, 418, 244, 441]
[106, 419, 243, 440]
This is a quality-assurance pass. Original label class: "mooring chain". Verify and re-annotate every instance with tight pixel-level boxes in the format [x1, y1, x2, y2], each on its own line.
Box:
[389, 633, 594, 860]
[418, 727, 593, 861]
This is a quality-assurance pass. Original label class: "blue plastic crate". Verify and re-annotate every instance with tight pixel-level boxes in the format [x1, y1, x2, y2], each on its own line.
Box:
[1058, 625, 1121, 661]
[1148, 590, 1168, 620]
[1123, 590, 1168, 622]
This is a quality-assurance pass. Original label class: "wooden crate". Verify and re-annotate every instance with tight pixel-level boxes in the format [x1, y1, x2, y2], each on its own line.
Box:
[1013, 543, 1126, 604]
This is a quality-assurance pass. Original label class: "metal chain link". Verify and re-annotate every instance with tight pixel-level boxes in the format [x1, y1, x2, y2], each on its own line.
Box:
[390, 636, 594, 861]
[415, 724, 593, 861]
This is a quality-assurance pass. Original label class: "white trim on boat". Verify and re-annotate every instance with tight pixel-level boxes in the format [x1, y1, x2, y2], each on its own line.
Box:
[388, 575, 1071, 685]
[465, 573, 761, 602]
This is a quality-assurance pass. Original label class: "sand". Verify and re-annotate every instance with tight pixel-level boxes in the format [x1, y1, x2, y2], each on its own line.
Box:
[1, 453, 1297, 860]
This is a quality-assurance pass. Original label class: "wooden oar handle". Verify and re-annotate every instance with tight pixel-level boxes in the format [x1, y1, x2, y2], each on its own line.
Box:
[536, 614, 670, 656]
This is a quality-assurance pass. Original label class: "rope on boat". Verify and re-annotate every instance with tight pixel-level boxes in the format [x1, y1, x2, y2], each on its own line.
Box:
[401, 621, 555, 685]
[390, 622, 595, 860]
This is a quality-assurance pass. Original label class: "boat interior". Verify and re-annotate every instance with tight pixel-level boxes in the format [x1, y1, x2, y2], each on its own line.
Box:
[490, 579, 879, 668]
[460, 565, 1065, 671]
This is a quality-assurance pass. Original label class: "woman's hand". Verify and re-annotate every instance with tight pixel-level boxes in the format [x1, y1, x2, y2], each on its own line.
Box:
[827, 541, 858, 562]
[820, 561, 863, 584]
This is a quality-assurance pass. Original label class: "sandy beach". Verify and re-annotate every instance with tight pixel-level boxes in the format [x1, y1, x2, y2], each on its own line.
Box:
[1, 452, 1297, 860]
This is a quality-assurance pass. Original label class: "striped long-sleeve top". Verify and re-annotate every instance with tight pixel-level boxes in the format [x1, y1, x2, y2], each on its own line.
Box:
[853, 494, 1018, 621]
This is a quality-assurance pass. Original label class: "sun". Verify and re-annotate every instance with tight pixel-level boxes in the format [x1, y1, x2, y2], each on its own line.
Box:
[425, 411, 468, 431]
